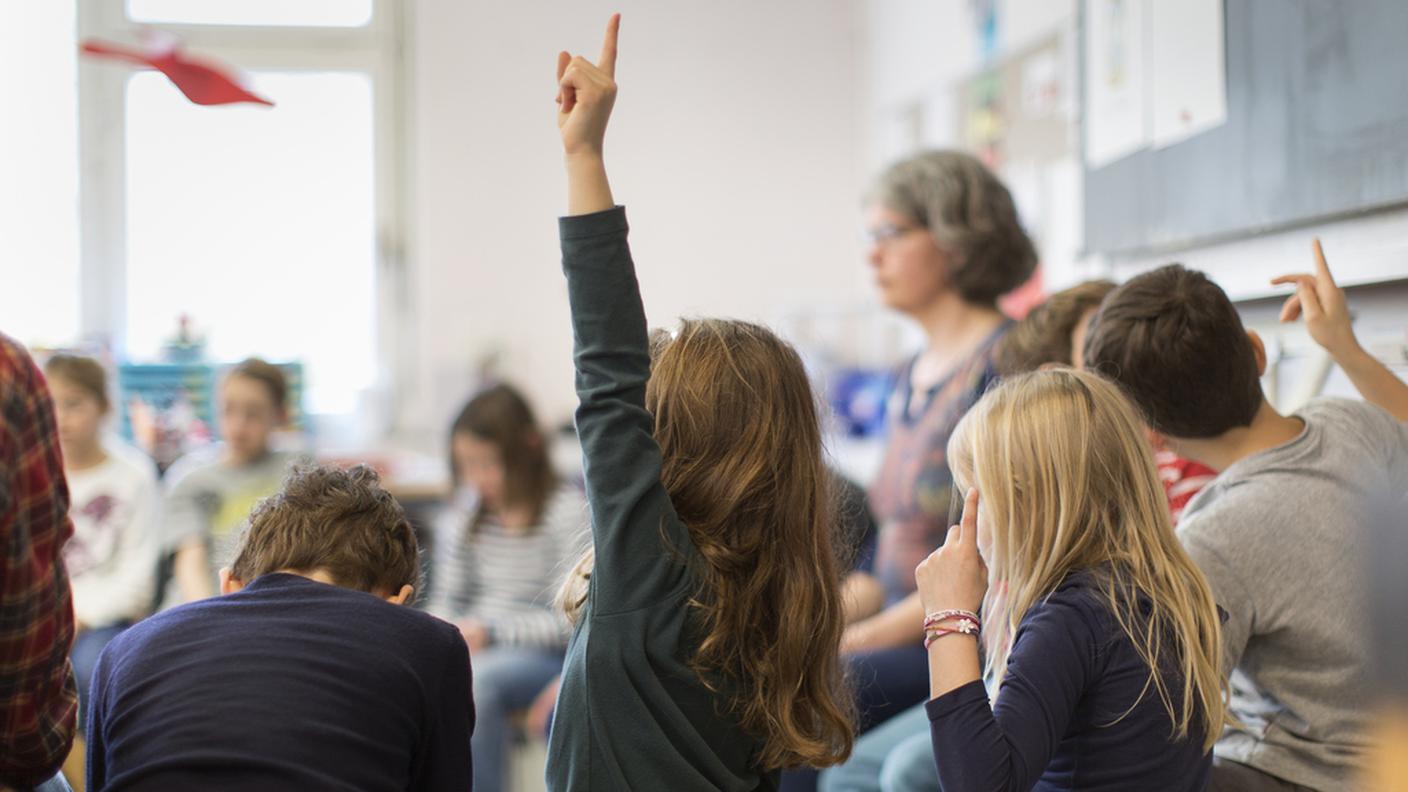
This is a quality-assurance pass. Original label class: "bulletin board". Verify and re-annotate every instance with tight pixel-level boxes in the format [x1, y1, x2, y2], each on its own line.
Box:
[1082, 0, 1408, 256]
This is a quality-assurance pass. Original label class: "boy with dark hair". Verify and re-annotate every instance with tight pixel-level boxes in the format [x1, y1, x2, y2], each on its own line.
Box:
[87, 464, 474, 791]
[1085, 251, 1408, 792]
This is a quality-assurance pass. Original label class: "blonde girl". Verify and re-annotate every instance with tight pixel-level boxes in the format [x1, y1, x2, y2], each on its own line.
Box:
[915, 368, 1228, 791]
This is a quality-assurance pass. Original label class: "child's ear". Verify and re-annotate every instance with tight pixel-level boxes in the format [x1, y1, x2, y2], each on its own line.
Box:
[219, 567, 246, 595]
[385, 585, 414, 606]
[1246, 329, 1269, 376]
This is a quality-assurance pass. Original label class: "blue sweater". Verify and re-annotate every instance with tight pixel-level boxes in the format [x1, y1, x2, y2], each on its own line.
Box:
[927, 572, 1212, 792]
[87, 573, 474, 791]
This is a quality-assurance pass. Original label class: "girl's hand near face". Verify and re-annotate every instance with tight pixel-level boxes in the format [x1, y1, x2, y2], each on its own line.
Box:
[915, 488, 988, 616]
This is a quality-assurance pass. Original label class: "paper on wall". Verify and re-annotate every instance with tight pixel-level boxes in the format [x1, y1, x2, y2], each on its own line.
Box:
[1084, 0, 1149, 168]
[1149, 0, 1227, 148]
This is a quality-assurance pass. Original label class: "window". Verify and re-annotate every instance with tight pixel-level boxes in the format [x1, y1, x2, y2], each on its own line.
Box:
[124, 71, 377, 414]
[0, 1, 81, 347]
[80, 0, 405, 422]
[127, 0, 374, 28]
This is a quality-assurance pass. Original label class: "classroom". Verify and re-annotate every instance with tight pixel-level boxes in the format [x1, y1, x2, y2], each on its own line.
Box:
[2, 1, 1407, 791]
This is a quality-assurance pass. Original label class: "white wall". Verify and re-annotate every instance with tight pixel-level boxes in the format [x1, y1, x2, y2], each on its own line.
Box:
[405, 0, 865, 438]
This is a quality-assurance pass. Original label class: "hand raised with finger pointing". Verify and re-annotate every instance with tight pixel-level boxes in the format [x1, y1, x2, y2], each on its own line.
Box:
[1271, 238, 1357, 358]
[556, 14, 620, 158]
[915, 488, 989, 616]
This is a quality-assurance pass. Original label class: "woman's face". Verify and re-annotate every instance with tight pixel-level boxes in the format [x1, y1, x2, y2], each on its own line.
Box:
[452, 433, 506, 508]
[50, 376, 105, 454]
[220, 375, 282, 464]
[864, 204, 952, 315]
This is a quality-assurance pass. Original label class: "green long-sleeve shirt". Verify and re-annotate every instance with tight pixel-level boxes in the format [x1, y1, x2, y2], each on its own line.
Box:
[546, 207, 776, 791]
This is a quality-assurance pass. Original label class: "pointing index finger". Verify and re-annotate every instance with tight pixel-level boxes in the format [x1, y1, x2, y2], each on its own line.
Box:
[959, 488, 979, 543]
[599, 13, 620, 77]
[1312, 237, 1336, 286]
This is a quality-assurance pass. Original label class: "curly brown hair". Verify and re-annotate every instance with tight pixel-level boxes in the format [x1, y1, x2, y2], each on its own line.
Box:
[230, 464, 419, 598]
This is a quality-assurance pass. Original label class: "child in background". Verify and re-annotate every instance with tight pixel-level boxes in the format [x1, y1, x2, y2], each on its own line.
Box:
[915, 369, 1227, 790]
[1085, 251, 1408, 791]
[164, 358, 301, 604]
[425, 383, 589, 792]
[43, 354, 160, 790]
[547, 16, 854, 789]
[87, 464, 474, 790]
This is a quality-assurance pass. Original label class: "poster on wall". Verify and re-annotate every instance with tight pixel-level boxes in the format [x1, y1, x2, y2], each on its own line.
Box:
[1149, 0, 1227, 148]
[1084, 0, 1148, 168]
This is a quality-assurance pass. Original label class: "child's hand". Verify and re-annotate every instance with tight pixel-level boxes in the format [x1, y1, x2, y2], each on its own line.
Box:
[556, 14, 619, 159]
[1271, 238, 1359, 358]
[526, 675, 561, 737]
[915, 488, 988, 616]
[457, 619, 490, 653]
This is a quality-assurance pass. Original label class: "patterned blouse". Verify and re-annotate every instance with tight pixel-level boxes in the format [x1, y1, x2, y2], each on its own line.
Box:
[867, 324, 1010, 603]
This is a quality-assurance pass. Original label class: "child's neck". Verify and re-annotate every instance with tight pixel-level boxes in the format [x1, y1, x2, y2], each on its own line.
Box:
[63, 439, 108, 472]
[909, 292, 1006, 388]
[1174, 401, 1306, 473]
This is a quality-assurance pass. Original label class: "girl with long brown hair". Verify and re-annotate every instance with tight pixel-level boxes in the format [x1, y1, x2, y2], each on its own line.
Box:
[545, 16, 854, 790]
[424, 383, 588, 792]
[915, 368, 1229, 790]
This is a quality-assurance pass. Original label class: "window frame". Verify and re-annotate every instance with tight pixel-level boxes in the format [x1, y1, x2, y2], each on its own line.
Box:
[76, 0, 413, 432]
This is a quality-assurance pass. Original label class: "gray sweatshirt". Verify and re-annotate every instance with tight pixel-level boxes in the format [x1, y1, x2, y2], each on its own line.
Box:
[1178, 397, 1408, 791]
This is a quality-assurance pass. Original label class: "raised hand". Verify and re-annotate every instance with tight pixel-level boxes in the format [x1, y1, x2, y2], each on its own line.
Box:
[556, 14, 619, 158]
[915, 488, 989, 616]
[1271, 238, 1358, 357]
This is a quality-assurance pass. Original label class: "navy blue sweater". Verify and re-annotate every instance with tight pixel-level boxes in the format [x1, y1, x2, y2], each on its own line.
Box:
[927, 572, 1212, 791]
[87, 573, 474, 791]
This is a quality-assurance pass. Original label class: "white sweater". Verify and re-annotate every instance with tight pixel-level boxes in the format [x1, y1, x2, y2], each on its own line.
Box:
[65, 441, 161, 627]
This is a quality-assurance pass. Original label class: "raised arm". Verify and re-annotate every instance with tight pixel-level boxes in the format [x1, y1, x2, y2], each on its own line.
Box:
[1273, 238, 1408, 421]
[555, 15, 694, 615]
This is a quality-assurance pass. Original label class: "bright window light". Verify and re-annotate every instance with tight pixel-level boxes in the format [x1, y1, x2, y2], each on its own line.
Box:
[0, 1, 81, 348]
[124, 70, 377, 415]
[126, 0, 373, 28]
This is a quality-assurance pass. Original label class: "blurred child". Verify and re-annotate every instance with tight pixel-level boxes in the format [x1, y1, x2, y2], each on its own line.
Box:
[1086, 254, 1408, 790]
[546, 16, 855, 788]
[425, 384, 588, 792]
[43, 356, 160, 693]
[164, 358, 300, 604]
[915, 369, 1227, 789]
[87, 464, 474, 790]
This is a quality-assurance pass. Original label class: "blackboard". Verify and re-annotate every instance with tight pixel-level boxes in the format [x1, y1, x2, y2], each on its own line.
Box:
[1083, 0, 1408, 256]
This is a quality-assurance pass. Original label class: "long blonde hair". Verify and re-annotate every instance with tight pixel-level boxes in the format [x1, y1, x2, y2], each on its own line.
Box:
[561, 319, 855, 770]
[948, 368, 1228, 750]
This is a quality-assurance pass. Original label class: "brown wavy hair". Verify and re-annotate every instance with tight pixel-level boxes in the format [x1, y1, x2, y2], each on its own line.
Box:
[652, 319, 854, 770]
[564, 319, 855, 771]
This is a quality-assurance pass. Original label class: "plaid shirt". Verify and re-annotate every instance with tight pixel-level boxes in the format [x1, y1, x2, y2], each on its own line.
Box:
[0, 334, 77, 788]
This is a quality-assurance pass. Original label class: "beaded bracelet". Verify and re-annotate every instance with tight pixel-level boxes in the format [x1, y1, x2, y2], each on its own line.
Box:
[923, 609, 980, 630]
[923, 620, 980, 648]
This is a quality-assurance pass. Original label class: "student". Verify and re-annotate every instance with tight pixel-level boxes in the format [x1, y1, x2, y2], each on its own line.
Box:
[1085, 253, 1408, 791]
[836, 145, 1037, 751]
[916, 369, 1227, 790]
[164, 358, 300, 604]
[86, 464, 474, 791]
[425, 384, 589, 792]
[44, 356, 160, 698]
[546, 16, 854, 789]
[823, 279, 1219, 792]
[0, 334, 79, 790]
[994, 280, 1217, 525]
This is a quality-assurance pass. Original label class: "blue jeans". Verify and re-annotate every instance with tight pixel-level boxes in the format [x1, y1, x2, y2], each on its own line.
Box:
[780, 644, 931, 792]
[819, 702, 936, 792]
[72, 623, 129, 725]
[471, 647, 564, 792]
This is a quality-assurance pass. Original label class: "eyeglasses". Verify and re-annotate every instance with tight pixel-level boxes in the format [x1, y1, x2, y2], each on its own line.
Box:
[863, 223, 924, 247]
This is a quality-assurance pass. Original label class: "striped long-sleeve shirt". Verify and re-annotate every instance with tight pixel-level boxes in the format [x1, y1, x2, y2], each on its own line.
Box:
[426, 483, 590, 650]
[0, 334, 78, 789]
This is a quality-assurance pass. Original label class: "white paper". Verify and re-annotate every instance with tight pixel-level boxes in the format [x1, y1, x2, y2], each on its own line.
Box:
[1149, 0, 1227, 148]
[1084, 0, 1150, 168]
